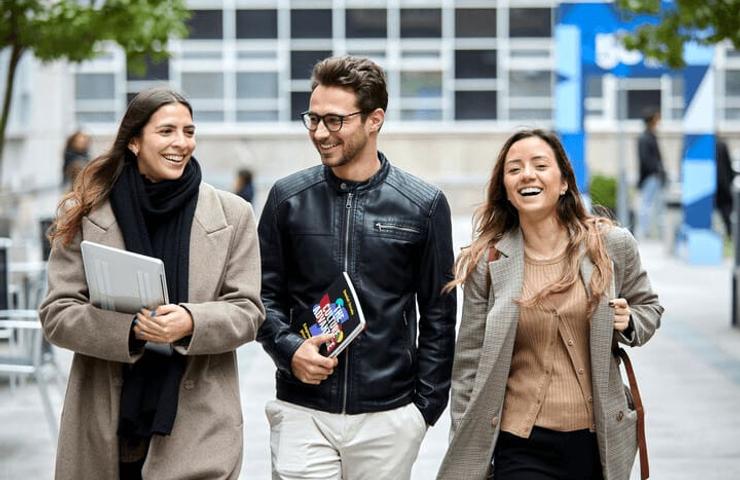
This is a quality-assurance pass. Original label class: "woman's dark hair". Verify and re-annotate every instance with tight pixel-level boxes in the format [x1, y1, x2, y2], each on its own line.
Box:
[311, 55, 388, 115]
[52, 88, 192, 245]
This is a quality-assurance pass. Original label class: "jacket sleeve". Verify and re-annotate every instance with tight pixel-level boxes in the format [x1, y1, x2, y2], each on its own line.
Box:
[177, 199, 265, 355]
[256, 185, 305, 375]
[414, 192, 457, 426]
[613, 228, 664, 347]
[39, 230, 145, 363]
[449, 255, 490, 438]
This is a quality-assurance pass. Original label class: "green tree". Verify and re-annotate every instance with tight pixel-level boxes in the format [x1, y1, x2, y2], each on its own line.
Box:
[0, 0, 190, 183]
[617, 0, 740, 68]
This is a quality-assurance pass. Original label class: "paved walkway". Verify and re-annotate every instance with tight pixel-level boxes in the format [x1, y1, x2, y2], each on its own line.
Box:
[2, 232, 740, 479]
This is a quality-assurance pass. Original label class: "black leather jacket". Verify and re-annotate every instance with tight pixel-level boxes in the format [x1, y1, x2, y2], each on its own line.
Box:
[257, 153, 456, 425]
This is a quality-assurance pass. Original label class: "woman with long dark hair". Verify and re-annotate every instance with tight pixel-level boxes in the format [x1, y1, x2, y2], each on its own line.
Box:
[40, 87, 265, 479]
[437, 129, 663, 480]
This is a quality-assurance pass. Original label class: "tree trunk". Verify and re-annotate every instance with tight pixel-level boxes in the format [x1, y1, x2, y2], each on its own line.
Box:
[0, 43, 24, 188]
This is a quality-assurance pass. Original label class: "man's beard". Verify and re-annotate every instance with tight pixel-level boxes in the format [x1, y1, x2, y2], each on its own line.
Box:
[318, 132, 368, 169]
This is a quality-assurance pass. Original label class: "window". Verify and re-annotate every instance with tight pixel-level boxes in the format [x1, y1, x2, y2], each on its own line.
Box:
[401, 71, 442, 98]
[291, 9, 332, 39]
[187, 10, 223, 40]
[75, 73, 115, 100]
[509, 8, 551, 38]
[181, 72, 224, 99]
[236, 10, 278, 39]
[586, 75, 603, 98]
[237, 72, 278, 99]
[76, 111, 117, 123]
[291, 50, 332, 80]
[291, 91, 311, 120]
[346, 9, 387, 38]
[626, 90, 661, 119]
[585, 75, 604, 117]
[509, 108, 552, 120]
[456, 91, 497, 120]
[400, 9, 442, 38]
[401, 109, 442, 120]
[455, 9, 496, 38]
[509, 71, 551, 97]
[727, 70, 740, 96]
[237, 111, 279, 122]
[455, 50, 497, 79]
[126, 56, 169, 81]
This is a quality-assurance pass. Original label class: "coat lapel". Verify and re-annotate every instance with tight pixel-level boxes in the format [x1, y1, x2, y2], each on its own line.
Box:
[470, 229, 524, 401]
[583, 250, 615, 423]
[84, 201, 125, 248]
[187, 184, 233, 303]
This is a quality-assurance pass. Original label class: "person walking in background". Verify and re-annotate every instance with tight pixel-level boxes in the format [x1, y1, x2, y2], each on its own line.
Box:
[437, 129, 663, 480]
[715, 136, 735, 239]
[234, 168, 255, 204]
[257, 55, 457, 480]
[39, 87, 265, 480]
[61, 130, 91, 187]
[636, 109, 666, 240]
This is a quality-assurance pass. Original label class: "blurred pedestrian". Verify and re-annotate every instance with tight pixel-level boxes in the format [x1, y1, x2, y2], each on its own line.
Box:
[636, 109, 666, 240]
[62, 130, 91, 187]
[715, 136, 735, 239]
[437, 129, 663, 480]
[40, 87, 265, 480]
[257, 55, 456, 480]
[234, 168, 255, 204]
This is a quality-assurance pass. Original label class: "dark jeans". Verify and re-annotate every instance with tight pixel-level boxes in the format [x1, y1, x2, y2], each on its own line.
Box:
[492, 427, 603, 480]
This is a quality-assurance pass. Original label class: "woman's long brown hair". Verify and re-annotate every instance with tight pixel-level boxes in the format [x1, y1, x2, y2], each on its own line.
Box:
[446, 129, 613, 316]
[51, 88, 193, 246]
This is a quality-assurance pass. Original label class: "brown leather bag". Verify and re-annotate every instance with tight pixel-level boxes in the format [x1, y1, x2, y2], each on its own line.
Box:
[615, 347, 650, 480]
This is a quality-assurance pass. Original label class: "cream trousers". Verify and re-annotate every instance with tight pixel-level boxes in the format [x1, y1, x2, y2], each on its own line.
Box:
[265, 400, 428, 480]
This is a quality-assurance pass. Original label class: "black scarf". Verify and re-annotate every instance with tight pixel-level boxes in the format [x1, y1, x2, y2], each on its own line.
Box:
[110, 158, 201, 439]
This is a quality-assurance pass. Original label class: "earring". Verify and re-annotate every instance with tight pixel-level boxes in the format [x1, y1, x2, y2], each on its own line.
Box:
[560, 190, 566, 196]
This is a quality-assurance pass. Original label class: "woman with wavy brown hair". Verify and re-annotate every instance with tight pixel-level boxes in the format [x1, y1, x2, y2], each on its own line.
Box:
[40, 87, 264, 480]
[437, 129, 663, 480]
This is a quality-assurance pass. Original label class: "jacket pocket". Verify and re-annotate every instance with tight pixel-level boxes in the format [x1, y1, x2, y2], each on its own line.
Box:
[373, 220, 423, 240]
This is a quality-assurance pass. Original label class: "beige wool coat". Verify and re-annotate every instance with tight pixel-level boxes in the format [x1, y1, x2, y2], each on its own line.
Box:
[39, 183, 265, 480]
[437, 226, 663, 480]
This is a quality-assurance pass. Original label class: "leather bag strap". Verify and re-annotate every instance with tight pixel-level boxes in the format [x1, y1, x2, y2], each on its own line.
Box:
[615, 347, 649, 480]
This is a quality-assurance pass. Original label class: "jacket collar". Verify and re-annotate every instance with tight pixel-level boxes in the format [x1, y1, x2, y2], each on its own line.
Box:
[324, 151, 390, 193]
[493, 228, 523, 258]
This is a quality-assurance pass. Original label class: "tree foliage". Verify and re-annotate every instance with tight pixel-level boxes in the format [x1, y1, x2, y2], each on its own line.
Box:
[0, 0, 190, 183]
[617, 0, 740, 68]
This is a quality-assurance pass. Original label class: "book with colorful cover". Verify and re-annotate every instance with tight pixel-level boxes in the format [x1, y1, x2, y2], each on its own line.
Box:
[291, 272, 366, 358]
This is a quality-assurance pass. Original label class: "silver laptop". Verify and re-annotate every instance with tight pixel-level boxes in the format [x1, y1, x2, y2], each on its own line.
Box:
[80, 241, 172, 355]
[81, 240, 169, 314]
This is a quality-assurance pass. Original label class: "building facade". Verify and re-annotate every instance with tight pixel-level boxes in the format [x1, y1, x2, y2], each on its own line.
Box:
[2, 0, 739, 243]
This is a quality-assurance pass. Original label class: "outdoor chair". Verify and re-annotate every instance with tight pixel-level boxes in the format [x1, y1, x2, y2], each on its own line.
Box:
[0, 309, 60, 440]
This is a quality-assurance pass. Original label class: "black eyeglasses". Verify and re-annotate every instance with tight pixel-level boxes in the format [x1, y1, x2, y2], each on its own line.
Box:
[300, 111, 364, 132]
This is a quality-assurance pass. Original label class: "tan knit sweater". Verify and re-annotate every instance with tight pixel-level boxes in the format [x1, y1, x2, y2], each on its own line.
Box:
[500, 252, 594, 438]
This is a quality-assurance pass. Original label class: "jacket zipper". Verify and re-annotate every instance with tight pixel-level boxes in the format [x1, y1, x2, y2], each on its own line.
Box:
[342, 193, 353, 413]
[375, 222, 420, 234]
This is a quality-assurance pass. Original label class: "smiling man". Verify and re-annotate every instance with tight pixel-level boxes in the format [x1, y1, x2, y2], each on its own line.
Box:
[256, 56, 457, 480]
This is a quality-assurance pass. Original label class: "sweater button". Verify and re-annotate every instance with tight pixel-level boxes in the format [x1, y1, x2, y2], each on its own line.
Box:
[616, 410, 624, 421]
[183, 379, 195, 390]
[491, 416, 499, 427]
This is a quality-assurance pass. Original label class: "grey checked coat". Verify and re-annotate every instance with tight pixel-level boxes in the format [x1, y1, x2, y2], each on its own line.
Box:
[437, 226, 663, 480]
